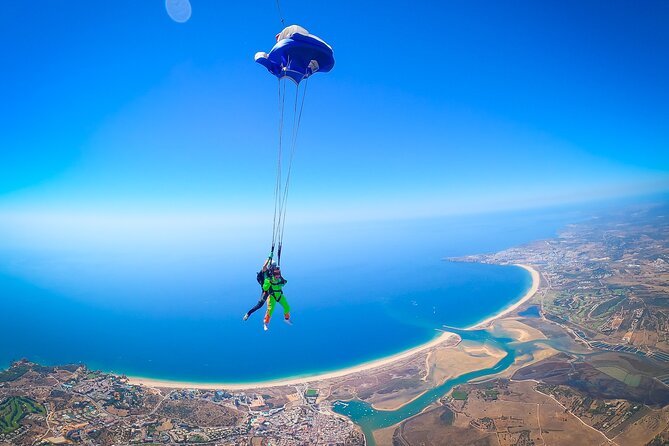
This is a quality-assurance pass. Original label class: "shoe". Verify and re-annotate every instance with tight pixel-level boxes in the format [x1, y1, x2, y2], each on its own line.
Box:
[243, 313, 249, 321]
[284, 319, 292, 326]
[264, 323, 269, 331]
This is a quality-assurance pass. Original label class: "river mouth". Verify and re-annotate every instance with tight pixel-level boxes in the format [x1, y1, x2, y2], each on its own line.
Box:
[332, 328, 518, 446]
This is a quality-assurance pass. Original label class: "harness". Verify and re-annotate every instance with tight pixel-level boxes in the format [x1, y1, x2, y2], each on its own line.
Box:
[265, 278, 286, 300]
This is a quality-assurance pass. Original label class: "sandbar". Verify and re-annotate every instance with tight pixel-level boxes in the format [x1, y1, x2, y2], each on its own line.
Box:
[127, 331, 461, 390]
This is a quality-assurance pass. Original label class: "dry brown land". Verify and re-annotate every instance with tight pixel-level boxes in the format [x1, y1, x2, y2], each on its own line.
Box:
[372, 424, 400, 445]
[155, 398, 242, 426]
[612, 407, 669, 445]
[613, 407, 669, 446]
[394, 405, 495, 446]
[390, 380, 616, 446]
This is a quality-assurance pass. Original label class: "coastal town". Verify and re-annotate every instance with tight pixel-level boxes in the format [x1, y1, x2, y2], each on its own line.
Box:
[454, 203, 669, 360]
[2, 203, 669, 446]
[0, 361, 363, 445]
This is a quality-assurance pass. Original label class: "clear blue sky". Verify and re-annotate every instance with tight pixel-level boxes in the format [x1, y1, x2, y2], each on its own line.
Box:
[1, 0, 668, 229]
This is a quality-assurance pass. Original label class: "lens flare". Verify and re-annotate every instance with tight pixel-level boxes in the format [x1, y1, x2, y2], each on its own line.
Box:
[165, 0, 192, 23]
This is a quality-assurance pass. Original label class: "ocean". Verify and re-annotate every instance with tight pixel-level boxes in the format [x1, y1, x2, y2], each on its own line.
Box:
[0, 205, 587, 383]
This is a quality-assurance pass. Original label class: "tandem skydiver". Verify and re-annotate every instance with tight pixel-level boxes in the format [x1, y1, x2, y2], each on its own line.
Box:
[243, 24, 334, 331]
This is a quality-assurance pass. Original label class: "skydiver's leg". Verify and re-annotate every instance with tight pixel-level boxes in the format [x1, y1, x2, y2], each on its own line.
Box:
[244, 291, 268, 320]
[277, 295, 290, 321]
[264, 296, 277, 325]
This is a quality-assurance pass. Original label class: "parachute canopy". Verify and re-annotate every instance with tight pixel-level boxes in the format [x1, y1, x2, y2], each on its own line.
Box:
[255, 25, 335, 84]
[256, 25, 334, 265]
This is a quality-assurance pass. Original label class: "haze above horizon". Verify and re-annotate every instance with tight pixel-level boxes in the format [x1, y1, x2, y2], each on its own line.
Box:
[1, 1, 668, 227]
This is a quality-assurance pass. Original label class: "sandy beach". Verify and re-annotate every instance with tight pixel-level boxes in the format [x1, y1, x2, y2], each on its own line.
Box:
[127, 331, 461, 390]
[127, 263, 541, 391]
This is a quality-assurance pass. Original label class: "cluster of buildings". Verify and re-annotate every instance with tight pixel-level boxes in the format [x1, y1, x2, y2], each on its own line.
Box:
[0, 361, 364, 445]
[128, 421, 251, 444]
[0, 424, 31, 443]
[454, 211, 669, 359]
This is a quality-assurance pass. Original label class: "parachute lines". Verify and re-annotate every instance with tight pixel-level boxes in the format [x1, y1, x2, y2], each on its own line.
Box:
[256, 26, 334, 265]
[270, 78, 288, 256]
[271, 76, 309, 265]
[274, 0, 286, 26]
[278, 77, 309, 250]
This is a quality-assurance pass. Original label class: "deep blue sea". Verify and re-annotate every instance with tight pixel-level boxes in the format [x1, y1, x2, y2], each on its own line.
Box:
[0, 205, 593, 383]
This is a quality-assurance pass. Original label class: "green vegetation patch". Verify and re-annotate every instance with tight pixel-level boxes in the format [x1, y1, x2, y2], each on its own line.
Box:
[0, 396, 45, 434]
[591, 295, 626, 318]
[484, 389, 499, 400]
[305, 389, 318, 397]
[452, 390, 468, 400]
[596, 365, 627, 381]
[0, 364, 30, 382]
[596, 366, 642, 387]
[623, 373, 642, 387]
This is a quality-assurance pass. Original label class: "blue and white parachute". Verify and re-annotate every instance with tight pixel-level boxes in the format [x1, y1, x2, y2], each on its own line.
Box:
[255, 25, 334, 265]
[255, 25, 335, 84]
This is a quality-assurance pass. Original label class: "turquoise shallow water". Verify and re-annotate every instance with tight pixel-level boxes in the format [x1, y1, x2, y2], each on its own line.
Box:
[0, 209, 575, 383]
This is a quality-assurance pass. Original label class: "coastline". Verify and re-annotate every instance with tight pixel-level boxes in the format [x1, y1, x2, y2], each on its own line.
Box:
[126, 263, 540, 391]
[127, 331, 461, 391]
[466, 264, 540, 330]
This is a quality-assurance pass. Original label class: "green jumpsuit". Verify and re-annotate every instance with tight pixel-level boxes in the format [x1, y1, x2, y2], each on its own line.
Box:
[263, 276, 290, 324]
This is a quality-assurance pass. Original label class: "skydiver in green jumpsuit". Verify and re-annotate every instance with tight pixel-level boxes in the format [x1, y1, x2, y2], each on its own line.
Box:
[262, 265, 291, 331]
